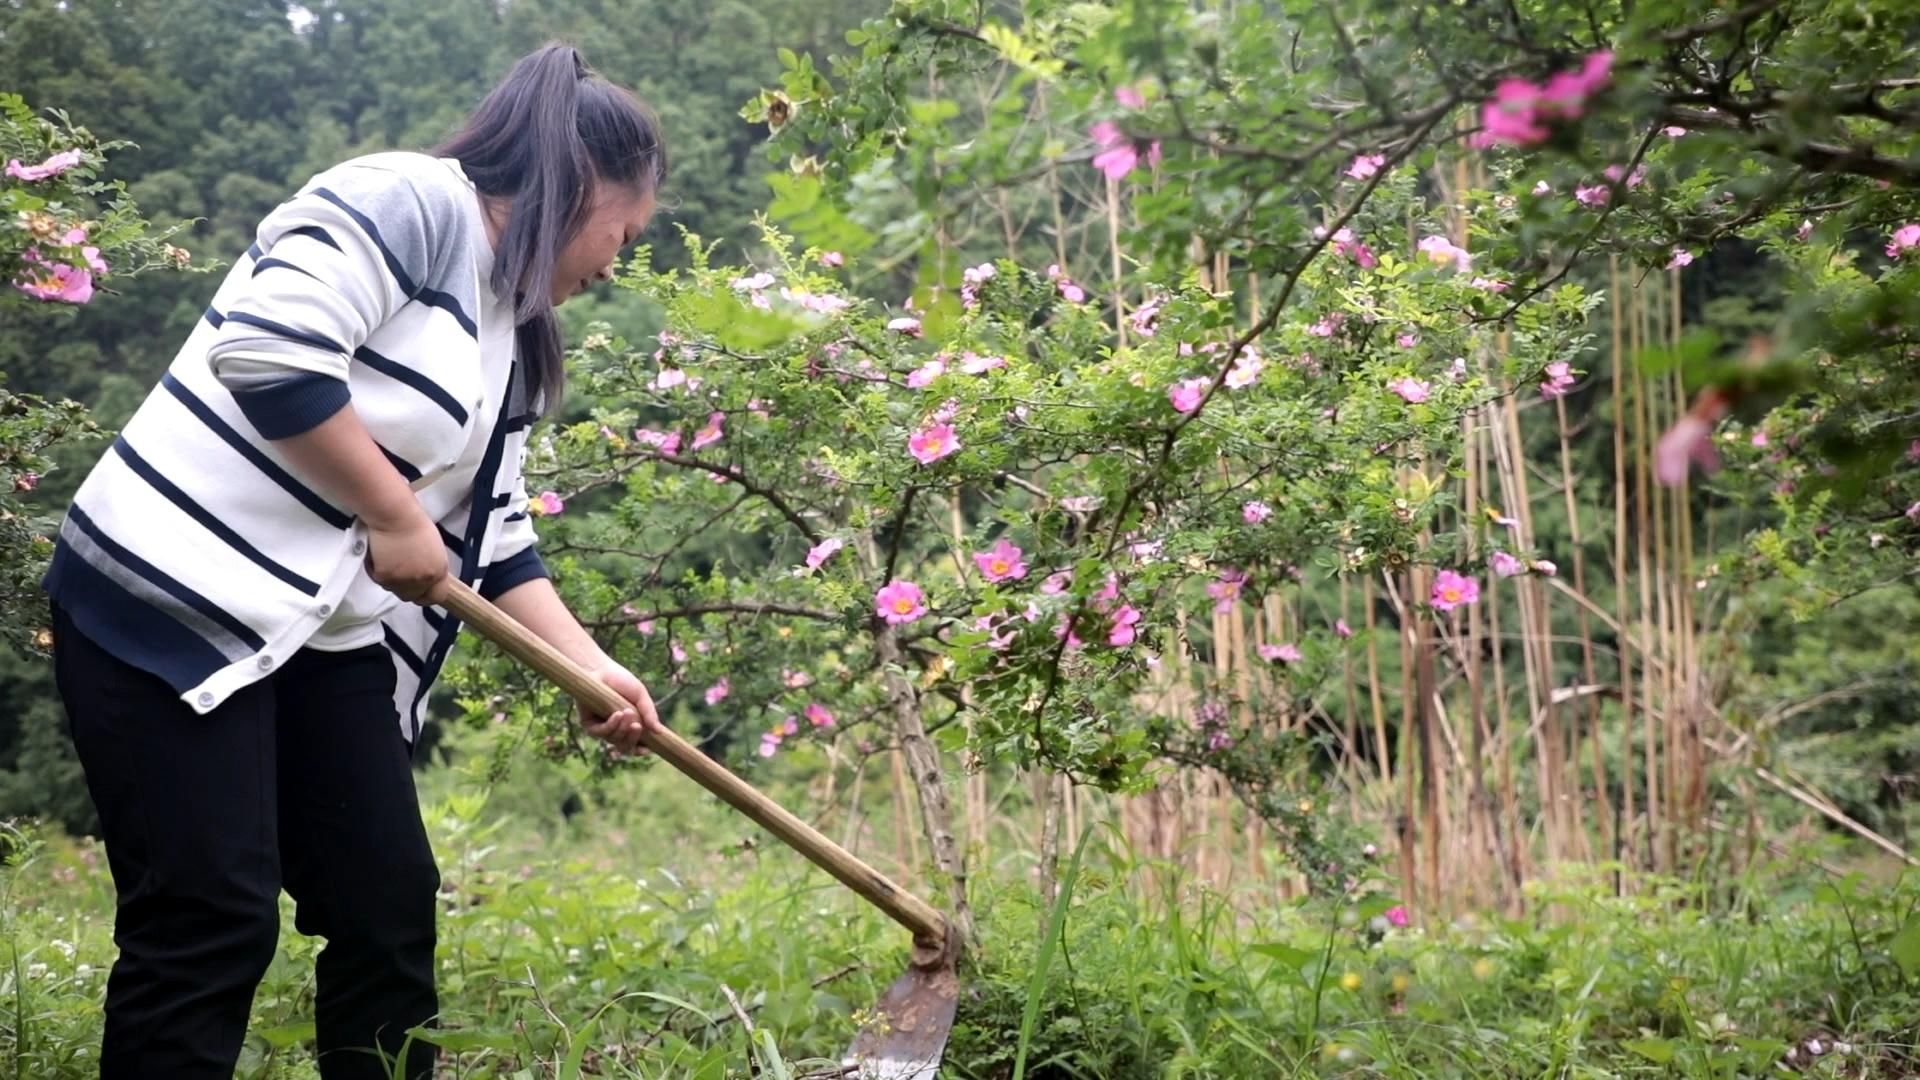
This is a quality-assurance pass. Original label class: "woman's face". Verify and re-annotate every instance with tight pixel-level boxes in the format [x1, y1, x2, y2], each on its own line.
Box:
[550, 182, 656, 306]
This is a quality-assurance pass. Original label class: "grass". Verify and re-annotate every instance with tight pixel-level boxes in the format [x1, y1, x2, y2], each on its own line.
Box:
[2, 758, 1917, 1078]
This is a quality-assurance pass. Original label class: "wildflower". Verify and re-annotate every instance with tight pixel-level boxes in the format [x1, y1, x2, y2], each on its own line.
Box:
[1206, 568, 1248, 613]
[1417, 235, 1471, 272]
[1335, 619, 1354, 638]
[819, 250, 844, 267]
[1167, 376, 1209, 413]
[1430, 570, 1480, 611]
[691, 412, 726, 450]
[1339, 972, 1364, 992]
[974, 538, 1028, 582]
[1114, 84, 1146, 109]
[1397, 332, 1419, 349]
[5, 149, 83, 182]
[1388, 377, 1431, 403]
[960, 262, 995, 308]
[1107, 604, 1142, 646]
[874, 580, 928, 624]
[1242, 500, 1271, 523]
[12, 259, 92, 304]
[1490, 551, 1525, 578]
[1047, 263, 1086, 303]
[1663, 125, 1687, 137]
[529, 491, 565, 516]
[804, 703, 835, 728]
[730, 271, 775, 291]
[886, 316, 923, 337]
[758, 732, 781, 757]
[1667, 248, 1695, 269]
[704, 678, 730, 706]
[1574, 184, 1610, 208]
[1256, 642, 1302, 663]
[1540, 361, 1577, 398]
[15, 472, 41, 493]
[1886, 223, 1920, 257]
[1346, 153, 1386, 180]
[906, 358, 946, 388]
[959, 352, 1007, 375]
[908, 422, 960, 464]
[1089, 120, 1163, 180]
[1384, 905, 1411, 928]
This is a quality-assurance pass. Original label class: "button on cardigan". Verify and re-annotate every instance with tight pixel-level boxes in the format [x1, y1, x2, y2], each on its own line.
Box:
[43, 151, 549, 743]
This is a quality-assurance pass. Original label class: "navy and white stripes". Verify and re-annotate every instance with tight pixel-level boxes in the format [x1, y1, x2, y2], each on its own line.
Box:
[44, 152, 547, 742]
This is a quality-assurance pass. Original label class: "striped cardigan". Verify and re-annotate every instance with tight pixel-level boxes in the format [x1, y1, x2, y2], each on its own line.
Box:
[44, 151, 547, 743]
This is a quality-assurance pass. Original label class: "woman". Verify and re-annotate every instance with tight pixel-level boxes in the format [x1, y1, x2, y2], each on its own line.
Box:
[41, 43, 666, 1079]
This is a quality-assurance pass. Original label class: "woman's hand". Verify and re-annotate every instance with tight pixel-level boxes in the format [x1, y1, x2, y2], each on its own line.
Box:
[364, 506, 452, 602]
[579, 659, 664, 755]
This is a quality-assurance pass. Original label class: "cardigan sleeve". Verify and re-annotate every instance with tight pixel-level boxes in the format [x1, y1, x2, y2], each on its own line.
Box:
[477, 455, 547, 601]
[207, 161, 455, 439]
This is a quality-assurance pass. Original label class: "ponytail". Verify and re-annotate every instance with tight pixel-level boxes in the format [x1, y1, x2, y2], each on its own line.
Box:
[436, 44, 668, 414]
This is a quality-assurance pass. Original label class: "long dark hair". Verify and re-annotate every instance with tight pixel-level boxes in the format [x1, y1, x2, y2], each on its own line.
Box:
[435, 44, 667, 412]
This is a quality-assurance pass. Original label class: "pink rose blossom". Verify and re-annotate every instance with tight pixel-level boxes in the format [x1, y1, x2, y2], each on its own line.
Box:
[1335, 618, 1354, 638]
[974, 538, 1029, 583]
[4, 149, 82, 182]
[1886, 224, 1920, 257]
[1225, 353, 1264, 389]
[1090, 120, 1162, 180]
[1468, 277, 1509, 292]
[1574, 184, 1610, 208]
[691, 412, 726, 450]
[783, 668, 812, 689]
[820, 250, 844, 267]
[670, 642, 688, 664]
[1040, 570, 1071, 594]
[1384, 905, 1411, 928]
[1603, 164, 1646, 188]
[1490, 550, 1525, 578]
[908, 423, 961, 465]
[886, 316, 923, 337]
[805, 702, 835, 727]
[1531, 559, 1558, 577]
[1107, 604, 1142, 646]
[1396, 332, 1420, 349]
[1206, 568, 1248, 613]
[12, 260, 92, 304]
[1663, 126, 1688, 137]
[1532, 180, 1553, 196]
[1655, 415, 1722, 486]
[1256, 642, 1303, 663]
[1168, 377, 1209, 413]
[874, 580, 929, 624]
[758, 732, 781, 757]
[804, 537, 844, 570]
[531, 491, 565, 516]
[704, 677, 730, 706]
[959, 351, 1007, 375]
[906, 358, 946, 388]
[1242, 500, 1272, 524]
[1346, 153, 1386, 180]
[1388, 377, 1431, 403]
[1667, 248, 1695, 269]
[1473, 79, 1551, 147]
[1430, 570, 1480, 611]
[1047, 263, 1087, 303]
[1114, 84, 1146, 110]
[1417, 235, 1472, 272]
[1540, 361, 1577, 398]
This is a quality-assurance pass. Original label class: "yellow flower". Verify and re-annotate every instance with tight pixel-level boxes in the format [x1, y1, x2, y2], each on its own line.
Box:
[1339, 971, 1363, 992]
[1296, 799, 1314, 814]
[1391, 973, 1411, 993]
[1471, 958, 1496, 980]
[776, 626, 793, 638]
[31, 628, 54, 650]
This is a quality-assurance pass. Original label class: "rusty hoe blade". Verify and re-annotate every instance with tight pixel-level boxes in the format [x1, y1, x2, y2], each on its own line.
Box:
[843, 960, 960, 1079]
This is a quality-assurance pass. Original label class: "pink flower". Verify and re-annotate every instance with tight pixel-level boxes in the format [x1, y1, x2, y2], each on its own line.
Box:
[805, 702, 835, 727]
[783, 668, 812, 689]
[1225, 353, 1264, 389]
[1886, 224, 1920, 257]
[1603, 164, 1646, 188]
[634, 428, 682, 455]
[758, 732, 781, 757]
[781, 715, 800, 736]
[1906, 502, 1919, 520]
[1396, 332, 1419, 349]
[650, 367, 688, 392]
[874, 580, 929, 624]
[804, 536, 844, 570]
[1256, 642, 1303, 663]
[704, 677, 731, 706]
[1040, 570, 1071, 594]
[1797, 219, 1815, 242]
[1114, 84, 1146, 109]
[1469, 277, 1509, 292]
[1168, 376, 1209, 413]
[1206, 568, 1248, 613]
[4, 149, 82, 182]
[1384, 905, 1411, 928]
[1130, 294, 1165, 336]
[1532, 180, 1553, 196]
[886, 316, 923, 337]
[1331, 228, 1376, 268]
[530, 491, 565, 516]
[1242, 500, 1272, 523]
[1417, 235, 1471, 272]
[820, 250, 845, 267]
[975, 538, 1029, 582]
[1474, 79, 1551, 147]
[906, 358, 947, 388]
[730, 271, 775, 291]
[12, 260, 92, 304]
[1666, 248, 1694, 269]
[1574, 184, 1610, 208]
[908, 422, 961, 465]
[15, 472, 40, 493]
[1047, 264, 1087, 303]
[1430, 570, 1480, 611]
[1654, 415, 1721, 485]
[1663, 126, 1688, 137]
[960, 262, 996, 308]
[959, 352, 1007, 375]
[691, 411, 726, 450]
[1531, 559, 1558, 577]
[1540, 361, 1577, 398]
[931, 397, 960, 424]
[1388, 377, 1431, 403]
[1490, 550, 1525, 578]
[1346, 153, 1386, 180]
[671, 642, 688, 664]
[1107, 604, 1142, 646]
[1090, 120, 1163, 180]
[1335, 618, 1354, 639]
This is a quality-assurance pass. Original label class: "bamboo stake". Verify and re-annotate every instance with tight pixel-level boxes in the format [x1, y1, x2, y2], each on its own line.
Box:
[1610, 255, 1636, 882]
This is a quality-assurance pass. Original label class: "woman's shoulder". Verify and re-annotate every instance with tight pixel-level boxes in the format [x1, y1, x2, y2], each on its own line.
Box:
[300, 152, 471, 219]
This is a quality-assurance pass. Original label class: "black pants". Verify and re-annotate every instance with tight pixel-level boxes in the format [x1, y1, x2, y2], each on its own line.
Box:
[52, 604, 440, 1079]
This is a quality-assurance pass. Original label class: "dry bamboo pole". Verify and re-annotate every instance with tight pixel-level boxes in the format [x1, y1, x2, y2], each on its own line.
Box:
[1554, 391, 1613, 866]
[1671, 267, 1706, 849]
[1340, 577, 1362, 811]
[1649, 273, 1678, 874]
[1609, 255, 1637, 881]
[1365, 579, 1392, 787]
[1476, 427, 1525, 896]
[1396, 571, 1420, 911]
[1629, 269, 1662, 872]
[1461, 409, 1499, 910]
[1106, 175, 1127, 345]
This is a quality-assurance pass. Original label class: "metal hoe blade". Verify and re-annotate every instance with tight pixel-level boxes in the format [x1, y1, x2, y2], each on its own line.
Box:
[843, 960, 960, 1080]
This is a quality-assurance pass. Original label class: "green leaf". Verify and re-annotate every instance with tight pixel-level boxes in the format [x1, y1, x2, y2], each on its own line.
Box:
[253, 1021, 315, 1049]
[1890, 916, 1920, 978]
[1624, 1038, 1676, 1064]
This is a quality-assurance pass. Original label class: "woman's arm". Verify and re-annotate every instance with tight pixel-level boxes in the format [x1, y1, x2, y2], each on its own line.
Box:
[490, 576, 664, 753]
[271, 405, 447, 602]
